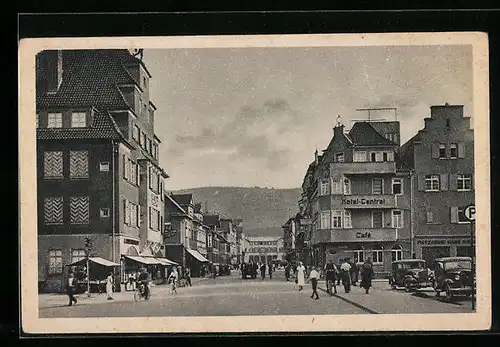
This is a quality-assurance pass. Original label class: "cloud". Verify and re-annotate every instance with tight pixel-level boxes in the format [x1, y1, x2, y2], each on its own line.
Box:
[170, 99, 301, 171]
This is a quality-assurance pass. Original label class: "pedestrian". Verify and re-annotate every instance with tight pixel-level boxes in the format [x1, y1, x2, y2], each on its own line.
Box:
[185, 268, 192, 287]
[307, 266, 320, 300]
[296, 261, 306, 291]
[268, 262, 273, 279]
[324, 259, 338, 294]
[66, 272, 78, 306]
[340, 259, 352, 293]
[260, 262, 266, 280]
[349, 258, 358, 286]
[284, 262, 291, 281]
[360, 257, 375, 294]
[337, 259, 343, 285]
[106, 272, 114, 300]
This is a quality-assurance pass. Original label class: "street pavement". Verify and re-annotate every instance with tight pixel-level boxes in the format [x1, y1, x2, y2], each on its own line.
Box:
[39, 269, 474, 318]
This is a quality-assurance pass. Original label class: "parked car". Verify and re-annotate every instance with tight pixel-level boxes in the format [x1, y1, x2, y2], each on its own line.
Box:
[433, 257, 474, 301]
[388, 259, 433, 292]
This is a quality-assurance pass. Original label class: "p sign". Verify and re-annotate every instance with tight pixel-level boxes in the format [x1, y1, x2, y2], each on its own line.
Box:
[464, 204, 476, 222]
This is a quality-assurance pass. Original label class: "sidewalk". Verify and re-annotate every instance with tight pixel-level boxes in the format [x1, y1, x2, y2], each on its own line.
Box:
[39, 277, 208, 309]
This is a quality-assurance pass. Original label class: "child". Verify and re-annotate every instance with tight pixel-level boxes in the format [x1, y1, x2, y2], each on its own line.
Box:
[307, 266, 320, 300]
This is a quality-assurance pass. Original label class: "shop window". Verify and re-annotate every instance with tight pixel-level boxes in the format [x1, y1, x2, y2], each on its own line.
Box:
[372, 178, 383, 194]
[47, 112, 62, 128]
[391, 245, 403, 262]
[438, 144, 446, 158]
[71, 112, 87, 128]
[71, 249, 86, 263]
[44, 197, 64, 225]
[353, 247, 364, 263]
[392, 210, 403, 228]
[48, 249, 63, 275]
[70, 196, 90, 224]
[392, 178, 403, 195]
[44, 151, 63, 179]
[69, 151, 89, 179]
[457, 174, 472, 191]
[450, 143, 458, 159]
[425, 175, 440, 191]
[372, 246, 384, 264]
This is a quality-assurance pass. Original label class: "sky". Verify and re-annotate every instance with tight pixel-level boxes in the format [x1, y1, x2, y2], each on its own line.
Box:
[143, 45, 473, 191]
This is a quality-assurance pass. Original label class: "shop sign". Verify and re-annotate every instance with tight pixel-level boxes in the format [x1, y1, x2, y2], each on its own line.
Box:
[416, 239, 471, 246]
[341, 195, 395, 208]
[330, 228, 397, 242]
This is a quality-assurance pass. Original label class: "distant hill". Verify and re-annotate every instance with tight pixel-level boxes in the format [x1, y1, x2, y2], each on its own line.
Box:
[169, 186, 302, 237]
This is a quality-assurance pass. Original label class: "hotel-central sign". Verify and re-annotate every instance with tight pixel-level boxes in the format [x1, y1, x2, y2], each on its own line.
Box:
[340, 194, 396, 208]
[343, 198, 387, 205]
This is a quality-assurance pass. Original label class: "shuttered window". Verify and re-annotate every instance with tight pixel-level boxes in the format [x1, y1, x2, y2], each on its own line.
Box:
[44, 151, 63, 179]
[70, 196, 90, 224]
[372, 178, 383, 194]
[69, 151, 89, 178]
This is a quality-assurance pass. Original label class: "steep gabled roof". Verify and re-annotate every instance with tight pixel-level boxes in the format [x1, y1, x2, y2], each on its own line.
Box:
[36, 49, 138, 110]
[349, 122, 397, 146]
[203, 214, 220, 227]
[36, 108, 124, 140]
[171, 194, 193, 207]
[368, 122, 399, 144]
[165, 193, 187, 214]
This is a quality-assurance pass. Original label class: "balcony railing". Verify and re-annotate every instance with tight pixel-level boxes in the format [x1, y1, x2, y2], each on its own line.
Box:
[312, 228, 397, 243]
[330, 162, 396, 175]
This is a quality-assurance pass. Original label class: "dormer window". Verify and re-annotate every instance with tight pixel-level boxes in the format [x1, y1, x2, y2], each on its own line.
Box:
[71, 112, 87, 128]
[47, 113, 62, 128]
[335, 152, 344, 163]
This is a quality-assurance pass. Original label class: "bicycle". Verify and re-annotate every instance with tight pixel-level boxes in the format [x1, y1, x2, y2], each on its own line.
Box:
[325, 272, 337, 296]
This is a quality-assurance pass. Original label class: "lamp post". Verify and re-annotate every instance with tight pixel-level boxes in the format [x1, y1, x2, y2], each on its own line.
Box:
[84, 237, 93, 298]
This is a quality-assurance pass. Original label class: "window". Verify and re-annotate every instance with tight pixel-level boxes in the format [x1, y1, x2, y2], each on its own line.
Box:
[457, 174, 472, 191]
[44, 197, 63, 224]
[48, 250, 63, 275]
[320, 179, 329, 196]
[370, 152, 376, 162]
[100, 208, 110, 218]
[331, 179, 342, 195]
[450, 144, 458, 159]
[128, 159, 137, 185]
[392, 210, 403, 228]
[130, 203, 137, 227]
[426, 211, 434, 224]
[353, 247, 364, 263]
[372, 246, 383, 264]
[71, 249, 86, 263]
[147, 138, 152, 154]
[383, 152, 388, 161]
[133, 125, 140, 142]
[438, 144, 446, 158]
[335, 152, 344, 163]
[391, 245, 403, 262]
[353, 151, 366, 162]
[331, 211, 343, 228]
[372, 211, 383, 228]
[47, 113, 62, 128]
[392, 178, 403, 195]
[71, 112, 86, 128]
[100, 162, 110, 172]
[43, 151, 63, 179]
[69, 151, 89, 178]
[123, 155, 129, 180]
[451, 206, 471, 224]
[343, 178, 351, 195]
[141, 133, 146, 148]
[70, 196, 90, 224]
[425, 175, 440, 191]
[124, 199, 130, 225]
[149, 207, 160, 230]
[372, 178, 383, 194]
[143, 76, 147, 88]
[446, 118, 451, 128]
[320, 211, 330, 229]
[36, 113, 39, 128]
[344, 210, 352, 228]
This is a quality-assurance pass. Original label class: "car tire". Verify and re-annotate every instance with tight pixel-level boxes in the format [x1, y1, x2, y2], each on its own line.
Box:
[404, 280, 413, 292]
[445, 284, 453, 302]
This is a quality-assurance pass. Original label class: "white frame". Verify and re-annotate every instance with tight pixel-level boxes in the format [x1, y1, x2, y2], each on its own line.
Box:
[353, 248, 365, 263]
[392, 177, 403, 195]
[71, 112, 87, 128]
[319, 179, 329, 196]
[47, 112, 63, 128]
[353, 150, 366, 163]
[343, 177, 351, 195]
[450, 143, 458, 159]
[99, 161, 110, 172]
[426, 211, 434, 224]
[71, 249, 87, 263]
[438, 143, 446, 159]
[457, 174, 472, 191]
[48, 249, 63, 275]
[100, 207, 110, 218]
[331, 210, 343, 229]
[335, 152, 345, 163]
[391, 246, 403, 261]
[320, 211, 330, 229]
[425, 175, 440, 191]
[391, 209, 403, 228]
[343, 210, 352, 228]
[372, 247, 384, 265]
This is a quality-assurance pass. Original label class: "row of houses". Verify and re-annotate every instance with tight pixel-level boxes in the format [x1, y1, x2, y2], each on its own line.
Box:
[283, 104, 474, 278]
[35, 49, 245, 293]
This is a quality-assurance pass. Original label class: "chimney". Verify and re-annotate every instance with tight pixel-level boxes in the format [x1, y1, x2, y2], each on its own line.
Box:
[333, 114, 345, 137]
[314, 149, 319, 165]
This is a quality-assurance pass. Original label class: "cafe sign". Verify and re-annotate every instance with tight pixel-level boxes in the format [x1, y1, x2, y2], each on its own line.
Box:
[341, 194, 395, 208]
[330, 228, 397, 243]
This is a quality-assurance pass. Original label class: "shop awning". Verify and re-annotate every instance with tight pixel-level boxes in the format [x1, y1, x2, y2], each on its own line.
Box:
[124, 255, 162, 265]
[186, 249, 209, 263]
[154, 257, 179, 266]
[67, 257, 120, 267]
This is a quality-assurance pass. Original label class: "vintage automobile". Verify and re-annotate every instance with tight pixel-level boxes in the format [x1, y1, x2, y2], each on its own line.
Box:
[388, 259, 433, 292]
[433, 257, 474, 301]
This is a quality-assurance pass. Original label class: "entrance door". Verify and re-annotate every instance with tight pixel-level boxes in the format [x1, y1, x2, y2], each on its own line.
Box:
[422, 246, 451, 268]
[372, 211, 383, 228]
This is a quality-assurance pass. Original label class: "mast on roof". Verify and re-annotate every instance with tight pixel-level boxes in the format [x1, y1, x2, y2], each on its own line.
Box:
[355, 107, 398, 122]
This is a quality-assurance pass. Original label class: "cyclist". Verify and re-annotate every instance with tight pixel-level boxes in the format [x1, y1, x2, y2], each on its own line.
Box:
[137, 267, 151, 299]
[324, 259, 338, 294]
[168, 267, 179, 294]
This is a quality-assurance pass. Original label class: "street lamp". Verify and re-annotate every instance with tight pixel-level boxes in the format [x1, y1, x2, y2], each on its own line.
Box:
[84, 237, 93, 297]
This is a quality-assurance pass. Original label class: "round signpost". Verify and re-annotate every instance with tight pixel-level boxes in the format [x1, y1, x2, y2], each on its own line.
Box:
[464, 204, 476, 310]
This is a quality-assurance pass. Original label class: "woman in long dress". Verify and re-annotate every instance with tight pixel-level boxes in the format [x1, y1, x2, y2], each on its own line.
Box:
[106, 272, 114, 300]
[360, 257, 375, 294]
[296, 262, 306, 291]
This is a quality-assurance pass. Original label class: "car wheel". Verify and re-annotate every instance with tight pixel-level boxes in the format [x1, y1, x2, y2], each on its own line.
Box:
[404, 280, 413, 292]
[445, 284, 453, 302]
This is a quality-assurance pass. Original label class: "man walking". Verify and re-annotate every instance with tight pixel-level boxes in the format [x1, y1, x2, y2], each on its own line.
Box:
[307, 266, 320, 300]
[66, 272, 78, 306]
[324, 259, 338, 294]
[284, 262, 291, 281]
[260, 262, 266, 280]
[336, 259, 343, 286]
[185, 268, 192, 287]
[268, 262, 273, 279]
[340, 259, 352, 293]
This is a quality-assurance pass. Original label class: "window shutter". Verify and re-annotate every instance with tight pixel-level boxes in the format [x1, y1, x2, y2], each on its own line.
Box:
[431, 144, 439, 158]
[449, 174, 458, 191]
[124, 199, 129, 224]
[458, 142, 466, 158]
[417, 174, 425, 191]
[387, 151, 394, 162]
[450, 206, 459, 223]
[326, 179, 331, 195]
[440, 173, 449, 191]
[122, 155, 128, 179]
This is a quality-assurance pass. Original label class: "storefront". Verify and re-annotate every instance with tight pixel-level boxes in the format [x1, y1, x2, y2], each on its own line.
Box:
[186, 248, 209, 277]
[66, 256, 120, 294]
[122, 255, 178, 286]
[414, 235, 473, 268]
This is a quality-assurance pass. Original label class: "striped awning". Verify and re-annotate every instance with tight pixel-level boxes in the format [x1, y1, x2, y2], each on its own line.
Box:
[67, 257, 120, 267]
[124, 255, 162, 265]
[154, 257, 179, 266]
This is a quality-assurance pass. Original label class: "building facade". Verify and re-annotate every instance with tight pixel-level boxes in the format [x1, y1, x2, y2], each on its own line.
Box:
[401, 104, 475, 265]
[36, 49, 169, 292]
[299, 119, 413, 277]
[244, 236, 284, 264]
